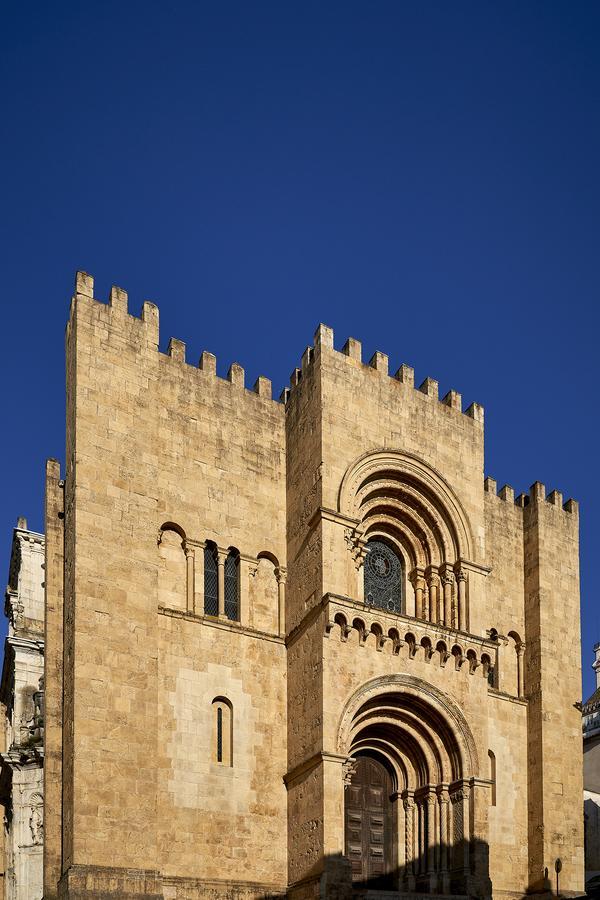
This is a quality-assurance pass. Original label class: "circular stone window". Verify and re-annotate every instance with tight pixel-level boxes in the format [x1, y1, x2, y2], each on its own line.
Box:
[364, 540, 402, 613]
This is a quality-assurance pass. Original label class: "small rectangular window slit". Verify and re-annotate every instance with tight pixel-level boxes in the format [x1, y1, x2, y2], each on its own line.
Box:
[217, 706, 223, 763]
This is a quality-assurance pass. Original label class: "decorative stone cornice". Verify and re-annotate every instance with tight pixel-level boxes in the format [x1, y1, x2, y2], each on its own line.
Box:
[308, 507, 361, 530]
[283, 750, 348, 787]
[456, 558, 492, 578]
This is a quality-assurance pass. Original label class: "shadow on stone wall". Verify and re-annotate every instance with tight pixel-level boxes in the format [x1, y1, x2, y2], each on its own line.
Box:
[275, 837, 492, 900]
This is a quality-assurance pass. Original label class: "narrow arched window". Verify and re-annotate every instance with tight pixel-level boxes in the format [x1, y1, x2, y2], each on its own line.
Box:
[212, 697, 233, 766]
[364, 539, 402, 613]
[217, 707, 223, 761]
[224, 549, 240, 621]
[488, 749, 496, 806]
[204, 542, 218, 616]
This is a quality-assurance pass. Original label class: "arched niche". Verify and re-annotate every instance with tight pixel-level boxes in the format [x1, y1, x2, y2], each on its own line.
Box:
[158, 525, 186, 611]
[250, 554, 279, 633]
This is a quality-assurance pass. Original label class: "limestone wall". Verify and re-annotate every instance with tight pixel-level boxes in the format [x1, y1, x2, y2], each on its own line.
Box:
[524, 488, 583, 894]
[486, 694, 529, 894]
[45, 277, 584, 899]
[44, 461, 64, 899]
[59, 274, 287, 892]
[157, 615, 287, 886]
[483, 488, 525, 695]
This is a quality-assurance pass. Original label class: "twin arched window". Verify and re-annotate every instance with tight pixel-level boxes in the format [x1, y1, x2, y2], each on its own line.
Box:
[204, 543, 240, 621]
[364, 539, 403, 614]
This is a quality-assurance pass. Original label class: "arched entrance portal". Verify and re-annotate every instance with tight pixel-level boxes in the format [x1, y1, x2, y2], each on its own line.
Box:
[345, 754, 395, 887]
[339, 676, 483, 895]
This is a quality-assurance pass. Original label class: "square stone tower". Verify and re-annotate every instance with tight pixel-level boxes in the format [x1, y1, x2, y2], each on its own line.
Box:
[43, 274, 583, 900]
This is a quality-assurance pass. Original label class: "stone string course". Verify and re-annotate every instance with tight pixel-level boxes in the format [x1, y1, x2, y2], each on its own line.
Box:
[42, 272, 583, 899]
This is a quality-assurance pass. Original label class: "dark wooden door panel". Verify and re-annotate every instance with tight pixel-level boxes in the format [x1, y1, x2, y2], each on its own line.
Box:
[344, 756, 393, 886]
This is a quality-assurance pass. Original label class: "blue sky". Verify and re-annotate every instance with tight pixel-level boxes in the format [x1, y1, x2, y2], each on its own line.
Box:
[1, 1, 599, 696]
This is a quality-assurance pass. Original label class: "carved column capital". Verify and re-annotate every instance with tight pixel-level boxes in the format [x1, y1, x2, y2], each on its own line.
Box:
[216, 547, 229, 565]
[451, 782, 471, 803]
[344, 527, 368, 569]
[275, 566, 287, 585]
[409, 568, 426, 589]
[342, 757, 357, 787]
[426, 572, 440, 589]
[441, 570, 454, 587]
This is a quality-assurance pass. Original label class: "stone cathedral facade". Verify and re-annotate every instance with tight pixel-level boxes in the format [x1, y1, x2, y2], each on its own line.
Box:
[43, 272, 584, 900]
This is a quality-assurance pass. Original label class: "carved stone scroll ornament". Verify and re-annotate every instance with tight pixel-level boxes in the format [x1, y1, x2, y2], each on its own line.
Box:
[343, 526, 368, 569]
[342, 757, 357, 787]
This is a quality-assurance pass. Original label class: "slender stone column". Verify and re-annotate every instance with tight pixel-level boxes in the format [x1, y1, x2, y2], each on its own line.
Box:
[414, 797, 421, 876]
[184, 545, 195, 614]
[402, 791, 416, 890]
[426, 790, 437, 892]
[462, 783, 471, 874]
[393, 793, 404, 888]
[217, 548, 227, 617]
[426, 568, 440, 624]
[275, 566, 287, 636]
[517, 642, 525, 698]
[418, 797, 426, 875]
[455, 566, 467, 631]
[441, 567, 454, 627]
[194, 543, 204, 614]
[410, 570, 426, 619]
[437, 785, 451, 894]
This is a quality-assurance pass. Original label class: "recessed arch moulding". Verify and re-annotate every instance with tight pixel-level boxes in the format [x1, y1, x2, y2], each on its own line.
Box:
[321, 449, 489, 634]
[319, 674, 491, 897]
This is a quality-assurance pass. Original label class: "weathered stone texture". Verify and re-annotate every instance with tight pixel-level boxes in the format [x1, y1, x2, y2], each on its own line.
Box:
[44, 460, 65, 899]
[1, 522, 45, 900]
[43, 275, 584, 899]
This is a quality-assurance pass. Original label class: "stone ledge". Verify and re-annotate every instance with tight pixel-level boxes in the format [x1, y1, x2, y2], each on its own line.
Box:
[487, 688, 528, 706]
[162, 875, 287, 899]
[57, 864, 163, 899]
[158, 605, 285, 644]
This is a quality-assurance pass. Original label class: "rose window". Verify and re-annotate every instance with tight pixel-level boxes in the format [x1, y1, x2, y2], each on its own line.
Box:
[364, 539, 402, 613]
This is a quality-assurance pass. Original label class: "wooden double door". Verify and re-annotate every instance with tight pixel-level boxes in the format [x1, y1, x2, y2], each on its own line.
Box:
[344, 755, 395, 887]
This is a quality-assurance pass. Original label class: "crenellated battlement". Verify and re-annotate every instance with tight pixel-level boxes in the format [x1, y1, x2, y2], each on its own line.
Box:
[73, 273, 577, 518]
[73, 271, 276, 404]
[484, 475, 577, 514]
[74, 273, 487, 423]
[74, 273, 487, 424]
[282, 321, 485, 425]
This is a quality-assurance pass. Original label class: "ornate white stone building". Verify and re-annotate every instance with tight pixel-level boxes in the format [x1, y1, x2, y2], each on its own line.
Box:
[584, 643, 600, 889]
[0, 518, 45, 900]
